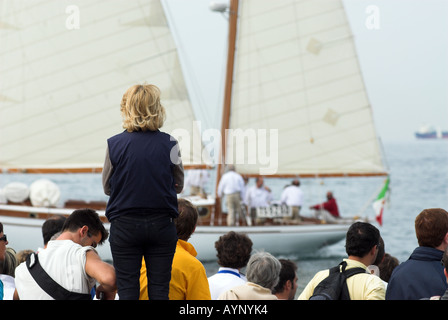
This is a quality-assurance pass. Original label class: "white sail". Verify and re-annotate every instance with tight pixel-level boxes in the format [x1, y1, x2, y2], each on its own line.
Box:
[0, 0, 204, 171]
[227, 0, 387, 176]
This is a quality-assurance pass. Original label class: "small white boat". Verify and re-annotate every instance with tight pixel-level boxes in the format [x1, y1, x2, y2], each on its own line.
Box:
[191, 223, 352, 261]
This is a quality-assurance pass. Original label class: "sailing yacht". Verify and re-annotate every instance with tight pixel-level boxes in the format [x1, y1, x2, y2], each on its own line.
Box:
[0, 0, 388, 261]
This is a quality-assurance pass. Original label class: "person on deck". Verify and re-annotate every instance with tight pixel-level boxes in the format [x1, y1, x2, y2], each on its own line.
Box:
[280, 179, 303, 221]
[386, 208, 448, 300]
[184, 169, 209, 197]
[309, 191, 340, 222]
[139, 198, 211, 300]
[102, 84, 184, 300]
[244, 176, 272, 224]
[217, 165, 245, 226]
[208, 231, 253, 299]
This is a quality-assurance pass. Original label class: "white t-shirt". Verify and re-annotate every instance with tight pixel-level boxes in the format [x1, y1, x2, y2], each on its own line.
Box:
[0, 275, 15, 300]
[15, 240, 96, 300]
[208, 267, 247, 300]
[280, 185, 304, 207]
[245, 186, 272, 208]
[217, 171, 245, 198]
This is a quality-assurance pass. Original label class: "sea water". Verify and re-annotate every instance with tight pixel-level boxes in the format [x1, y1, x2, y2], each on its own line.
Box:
[0, 140, 447, 293]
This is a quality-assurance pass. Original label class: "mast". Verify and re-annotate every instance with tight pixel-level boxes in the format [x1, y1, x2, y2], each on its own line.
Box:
[215, 0, 239, 203]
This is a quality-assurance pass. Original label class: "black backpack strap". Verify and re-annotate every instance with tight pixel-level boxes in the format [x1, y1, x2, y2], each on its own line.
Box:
[26, 252, 91, 300]
[339, 261, 367, 300]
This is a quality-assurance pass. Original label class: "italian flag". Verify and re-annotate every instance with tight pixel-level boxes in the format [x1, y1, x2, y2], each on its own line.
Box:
[372, 178, 390, 226]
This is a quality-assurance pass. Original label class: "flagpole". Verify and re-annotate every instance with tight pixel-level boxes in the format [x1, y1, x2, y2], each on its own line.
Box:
[355, 179, 389, 221]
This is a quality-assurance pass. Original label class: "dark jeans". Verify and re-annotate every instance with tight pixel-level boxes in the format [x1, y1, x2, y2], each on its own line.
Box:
[109, 213, 177, 300]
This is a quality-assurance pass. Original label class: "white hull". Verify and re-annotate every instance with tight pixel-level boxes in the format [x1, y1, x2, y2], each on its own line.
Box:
[0, 204, 350, 262]
[191, 224, 349, 261]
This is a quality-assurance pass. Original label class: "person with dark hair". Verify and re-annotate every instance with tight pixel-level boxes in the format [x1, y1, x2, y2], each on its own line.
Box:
[244, 176, 272, 224]
[280, 179, 303, 221]
[140, 199, 210, 300]
[0, 222, 17, 300]
[298, 221, 385, 300]
[14, 209, 116, 300]
[310, 191, 340, 222]
[0, 222, 10, 273]
[41, 215, 67, 250]
[378, 253, 399, 283]
[366, 236, 386, 280]
[427, 248, 448, 300]
[208, 231, 253, 299]
[386, 208, 448, 300]
[273, 259, 298, 300]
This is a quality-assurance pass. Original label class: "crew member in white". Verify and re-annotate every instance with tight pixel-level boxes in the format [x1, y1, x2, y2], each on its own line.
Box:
[217, 165, 245, 226]
[184, 169, 210, 196]
[280, 179, 303, 221]
[245, 176, 272, 224]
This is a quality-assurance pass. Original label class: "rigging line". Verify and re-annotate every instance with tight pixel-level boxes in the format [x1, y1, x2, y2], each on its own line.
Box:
[162, 0, 200, 112]
[146, 0, 189, 106]
[162, 0, 208, 127]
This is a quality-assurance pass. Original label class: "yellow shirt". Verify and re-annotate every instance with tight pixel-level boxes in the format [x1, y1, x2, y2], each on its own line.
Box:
[139, 240, 211, 300]
[297, 259, 386, 300]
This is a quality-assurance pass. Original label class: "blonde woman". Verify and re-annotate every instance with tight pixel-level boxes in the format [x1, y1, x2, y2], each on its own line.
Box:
[102, 84, 184, 300]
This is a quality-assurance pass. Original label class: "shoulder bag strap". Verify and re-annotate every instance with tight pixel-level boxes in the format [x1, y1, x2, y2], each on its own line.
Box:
[26, 252, 91, 300]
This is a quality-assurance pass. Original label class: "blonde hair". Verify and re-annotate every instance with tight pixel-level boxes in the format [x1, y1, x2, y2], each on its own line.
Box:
[120, 84, 166, 132]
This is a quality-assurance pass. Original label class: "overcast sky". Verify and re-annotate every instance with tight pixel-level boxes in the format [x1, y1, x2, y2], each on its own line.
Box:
[163, 0, 448, 143]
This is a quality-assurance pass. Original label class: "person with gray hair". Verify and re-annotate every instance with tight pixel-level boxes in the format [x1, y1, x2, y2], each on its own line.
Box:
[218, 251, 281, 300]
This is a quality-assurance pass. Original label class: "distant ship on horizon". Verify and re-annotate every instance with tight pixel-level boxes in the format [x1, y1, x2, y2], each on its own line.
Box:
[415, 125, 448, 139]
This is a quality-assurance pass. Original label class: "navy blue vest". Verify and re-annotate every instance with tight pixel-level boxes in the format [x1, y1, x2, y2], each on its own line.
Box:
[105, 130, 179, 221]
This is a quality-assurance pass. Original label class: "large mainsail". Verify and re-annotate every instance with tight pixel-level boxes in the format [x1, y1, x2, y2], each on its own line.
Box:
[224, 0, 387, 177]
[0, 0, 203, 172]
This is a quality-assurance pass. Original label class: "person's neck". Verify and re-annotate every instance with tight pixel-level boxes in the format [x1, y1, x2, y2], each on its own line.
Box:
[274, 292, 290, 300]
[347, 256, 370, 268]
[56, 231, 76, 243]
